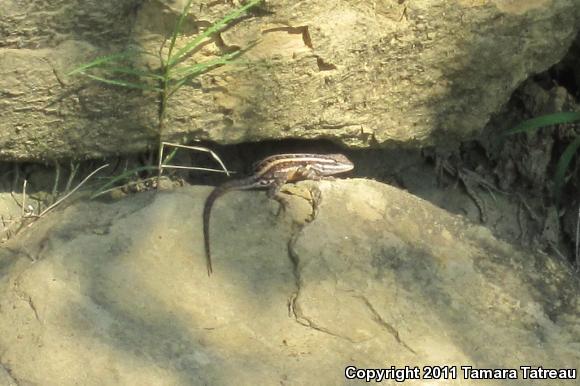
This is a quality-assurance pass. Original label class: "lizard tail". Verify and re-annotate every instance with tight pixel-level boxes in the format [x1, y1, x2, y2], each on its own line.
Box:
[202, 177, 266, 276]
[203, 185, 227, 276]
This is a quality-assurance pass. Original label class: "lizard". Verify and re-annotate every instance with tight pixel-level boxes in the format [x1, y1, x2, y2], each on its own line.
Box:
[202, 153, 354, 276]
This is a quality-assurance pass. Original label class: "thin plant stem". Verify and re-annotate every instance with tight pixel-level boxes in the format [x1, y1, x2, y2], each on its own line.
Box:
[65, 162, 80, 192]
[37, 164, 109, 218]
[21, 179, 27, 218]
[159, 142, 232, 176]
[52, 161, 61, 200]
[576, 204, 580, 272]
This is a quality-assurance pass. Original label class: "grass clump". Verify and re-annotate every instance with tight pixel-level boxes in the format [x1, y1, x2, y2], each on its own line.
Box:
[68, 0, 262, 195]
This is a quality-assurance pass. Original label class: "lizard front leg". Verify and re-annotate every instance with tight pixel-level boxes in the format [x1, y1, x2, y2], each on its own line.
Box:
[295, 165, 336, 181]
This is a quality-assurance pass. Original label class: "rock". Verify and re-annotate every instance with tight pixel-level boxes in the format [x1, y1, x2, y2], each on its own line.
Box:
[0, 180, 577, 384]
[1, 1, 579, 160]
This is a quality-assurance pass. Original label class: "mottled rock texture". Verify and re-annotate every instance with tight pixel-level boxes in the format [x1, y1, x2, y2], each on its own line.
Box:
[1, 0, 579, 160]
[0, 181, 578, 385]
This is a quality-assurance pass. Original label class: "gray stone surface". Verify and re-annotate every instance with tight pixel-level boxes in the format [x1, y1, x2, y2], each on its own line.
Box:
[0, 180, 577, 385]
[1, 0, 580, 160]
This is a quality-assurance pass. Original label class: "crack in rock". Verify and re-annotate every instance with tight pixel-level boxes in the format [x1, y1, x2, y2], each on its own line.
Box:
[285, 187, 357, 343]
[283, 184, 417, 352]
[25, 295, 40, 324]
[262, 25, 313, 49]
[356, 295, 416, 355]
[287, 291, 355, 343]
[0, 361, 20, 386]
[12, 273, 41, 324]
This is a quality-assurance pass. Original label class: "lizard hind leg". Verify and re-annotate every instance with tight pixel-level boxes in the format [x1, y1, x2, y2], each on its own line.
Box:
[267, 177, 290, 217]
[306, 184, 322, 221]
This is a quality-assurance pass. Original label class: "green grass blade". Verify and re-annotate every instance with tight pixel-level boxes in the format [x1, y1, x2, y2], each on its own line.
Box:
[167, 52, 243, 96]
[168, 60, 231, 96]
[100, 66, 164, 80]
[167, 0, 261, 68]
[554, 135, 580, 201]
[166, 0, 195, 63]
[67, 51, 141, 76]
[170, 50, 240, 79]
[162, 148, 179, 165]
[506, 112, 580, 135]
[168, 39, 258, 91]
[83, 73, 162, 91]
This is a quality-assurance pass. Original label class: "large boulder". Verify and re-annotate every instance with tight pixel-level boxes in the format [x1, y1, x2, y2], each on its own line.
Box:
[0, 181, 577, 384]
